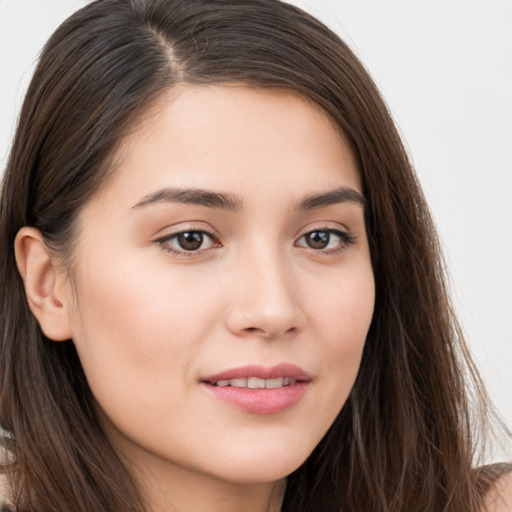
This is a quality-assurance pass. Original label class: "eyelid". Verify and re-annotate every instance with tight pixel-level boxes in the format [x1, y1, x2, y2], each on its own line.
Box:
[294, 223, 356, 253]
[154, 223, 221, 256]
[295, 221, 353, 241]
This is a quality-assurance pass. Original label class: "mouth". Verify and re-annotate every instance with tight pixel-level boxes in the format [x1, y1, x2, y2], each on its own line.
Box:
[201, 363, 311, 415]
[210, 376, 298, 389]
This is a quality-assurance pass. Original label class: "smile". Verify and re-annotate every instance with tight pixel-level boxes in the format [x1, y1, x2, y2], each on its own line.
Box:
[202, 363, 311, 414]
[213, 377, 296, 388]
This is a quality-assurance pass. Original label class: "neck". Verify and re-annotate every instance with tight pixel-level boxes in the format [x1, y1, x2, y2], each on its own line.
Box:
[138, 465, 286, 512]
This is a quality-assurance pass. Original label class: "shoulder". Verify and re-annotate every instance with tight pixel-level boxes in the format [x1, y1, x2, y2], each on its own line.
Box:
[483, 468, 512, 512]
[0, 474, 12, 511]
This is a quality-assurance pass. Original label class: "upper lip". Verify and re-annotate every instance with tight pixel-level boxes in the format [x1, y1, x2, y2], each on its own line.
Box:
[203, 363, 311, 384]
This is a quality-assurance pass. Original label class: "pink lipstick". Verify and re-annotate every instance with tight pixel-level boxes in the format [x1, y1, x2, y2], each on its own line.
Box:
[201, 363, 311, 415]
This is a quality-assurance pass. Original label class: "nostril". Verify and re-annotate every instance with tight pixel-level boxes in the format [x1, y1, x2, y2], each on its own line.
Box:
[241, 325, 298, 338]
[244, 327, 262, 333]
[226, 300, 304, 339]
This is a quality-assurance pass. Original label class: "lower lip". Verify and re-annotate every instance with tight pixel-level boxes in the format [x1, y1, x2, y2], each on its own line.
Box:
[203, 382, 309, 415]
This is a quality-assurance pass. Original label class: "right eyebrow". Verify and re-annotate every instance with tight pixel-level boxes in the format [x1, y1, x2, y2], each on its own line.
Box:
[131, 187, 243, 212]
[296, 186, 367, 211]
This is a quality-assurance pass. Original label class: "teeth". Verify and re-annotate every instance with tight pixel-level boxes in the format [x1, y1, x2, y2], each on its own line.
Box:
[265, 377, 284, 389]
[247, 377, 266, 389]
[213, 377, 296, 388]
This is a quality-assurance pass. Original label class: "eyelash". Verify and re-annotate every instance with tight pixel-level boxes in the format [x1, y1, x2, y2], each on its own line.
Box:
[155, 227, 355, 257]
[295, 228, 356, 255]
[155, 229, 221, 257]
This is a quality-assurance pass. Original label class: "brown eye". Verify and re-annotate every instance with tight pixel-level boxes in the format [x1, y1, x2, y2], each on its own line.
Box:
[177, 232, 204, 251]
[304, 231, 330, 249]
[296, 228, 355, 252]
[157, 230, 218, 254]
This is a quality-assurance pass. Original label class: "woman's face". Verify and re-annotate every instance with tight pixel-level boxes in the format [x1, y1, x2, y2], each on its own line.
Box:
[63, 85, 374, 487]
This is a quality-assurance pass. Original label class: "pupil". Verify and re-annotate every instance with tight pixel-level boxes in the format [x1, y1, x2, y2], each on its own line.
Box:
[178, 232, 203, 250]
[307, 231, 329, 249]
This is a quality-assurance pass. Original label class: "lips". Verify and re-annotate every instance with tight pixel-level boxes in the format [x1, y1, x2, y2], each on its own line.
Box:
[203, 363, 311, 384]
[201, 363, 311, 414]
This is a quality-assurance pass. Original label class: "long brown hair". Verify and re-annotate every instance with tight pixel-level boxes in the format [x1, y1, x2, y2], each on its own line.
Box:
[0, 1, 507, 510]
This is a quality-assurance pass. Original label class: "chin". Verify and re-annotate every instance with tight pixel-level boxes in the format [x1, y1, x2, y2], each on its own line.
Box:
[206, 442, 312, 485]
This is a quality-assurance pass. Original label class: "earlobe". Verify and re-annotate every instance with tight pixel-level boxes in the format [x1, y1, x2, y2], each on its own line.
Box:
[14, 227, 73, 342]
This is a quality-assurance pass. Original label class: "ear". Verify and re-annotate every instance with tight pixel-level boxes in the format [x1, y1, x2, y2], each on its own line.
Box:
[14, 227, 73, 342]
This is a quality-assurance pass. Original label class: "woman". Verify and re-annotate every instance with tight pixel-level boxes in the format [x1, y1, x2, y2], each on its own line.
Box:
[0, 0, 510, 511]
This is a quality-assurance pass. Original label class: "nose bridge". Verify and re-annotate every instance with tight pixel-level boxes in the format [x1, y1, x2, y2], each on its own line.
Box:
[226, 241, 303, 338]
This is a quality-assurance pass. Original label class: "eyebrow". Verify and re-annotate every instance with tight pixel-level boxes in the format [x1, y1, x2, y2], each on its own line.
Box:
[296, 187, 367, 210]
[132, 187, 243, 211]
[131, 185, 366, 212]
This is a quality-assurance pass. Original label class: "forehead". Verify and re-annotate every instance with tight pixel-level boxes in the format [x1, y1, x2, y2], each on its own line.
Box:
[100, 84, 361, 206]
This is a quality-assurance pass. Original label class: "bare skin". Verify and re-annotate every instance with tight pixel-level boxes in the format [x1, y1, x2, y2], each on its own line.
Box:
[485, 472, 512, 512]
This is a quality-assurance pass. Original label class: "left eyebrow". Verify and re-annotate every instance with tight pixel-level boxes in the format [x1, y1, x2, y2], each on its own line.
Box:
[296, 187, 367, 210]
[131, 187, 243, 212]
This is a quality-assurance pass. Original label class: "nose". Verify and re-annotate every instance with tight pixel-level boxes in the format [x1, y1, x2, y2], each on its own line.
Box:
[225, 249, 305, 339]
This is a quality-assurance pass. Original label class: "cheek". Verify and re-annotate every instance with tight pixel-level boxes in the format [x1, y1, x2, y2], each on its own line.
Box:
[67, 255, 224, 407]
[311, 258, 374, 343]
[308, 263, 374, 407]
[72, 253, 219, 347]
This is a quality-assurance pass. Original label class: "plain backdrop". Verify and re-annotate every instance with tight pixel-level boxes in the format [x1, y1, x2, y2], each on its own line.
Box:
[1, 0, 511, 459]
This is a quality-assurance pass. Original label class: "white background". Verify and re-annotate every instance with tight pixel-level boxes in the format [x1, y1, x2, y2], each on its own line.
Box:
[1, 1, 511, 459]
